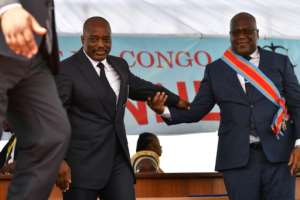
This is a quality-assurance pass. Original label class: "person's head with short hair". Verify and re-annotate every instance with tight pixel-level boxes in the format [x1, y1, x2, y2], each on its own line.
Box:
[230, 12, 259, 56]
[81, 16, 112, 62]
[136, 132, 162, 156]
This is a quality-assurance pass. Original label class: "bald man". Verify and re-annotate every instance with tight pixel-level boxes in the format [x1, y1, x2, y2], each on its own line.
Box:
[55, 16, 188, 200]
[0, 1, 70, 199]
[149, 12, 300, 200]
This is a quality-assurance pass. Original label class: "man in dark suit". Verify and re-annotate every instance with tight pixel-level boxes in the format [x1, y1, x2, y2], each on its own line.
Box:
[0, 1, 70, 199]
[148, 12, 300, 200]
[55, 16, 188, 200]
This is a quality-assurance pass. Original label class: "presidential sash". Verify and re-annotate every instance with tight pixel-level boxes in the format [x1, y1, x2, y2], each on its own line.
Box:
[221, 48, 289, 138]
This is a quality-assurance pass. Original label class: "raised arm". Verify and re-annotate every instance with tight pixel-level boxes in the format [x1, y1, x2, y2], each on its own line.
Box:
[128, 70, 189, 109]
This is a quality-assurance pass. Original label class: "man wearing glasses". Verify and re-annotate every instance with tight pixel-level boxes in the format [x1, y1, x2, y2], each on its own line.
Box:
[148, 12, 300, 200]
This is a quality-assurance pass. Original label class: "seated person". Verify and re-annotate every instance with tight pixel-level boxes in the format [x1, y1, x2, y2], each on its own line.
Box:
[0, 120, 17, 175]
[131, 132, 163, 173]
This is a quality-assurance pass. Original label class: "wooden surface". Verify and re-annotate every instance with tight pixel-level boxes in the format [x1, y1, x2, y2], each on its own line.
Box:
[137, 198, 227, 200]
[0, 173, 299, 200]
[135, 173, 227, 198]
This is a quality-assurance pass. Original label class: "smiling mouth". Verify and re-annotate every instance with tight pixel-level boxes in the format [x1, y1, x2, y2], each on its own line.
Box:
[95, 51, 106, 55]
[237, 43, 250, 48]
[238, 41, 249, 44]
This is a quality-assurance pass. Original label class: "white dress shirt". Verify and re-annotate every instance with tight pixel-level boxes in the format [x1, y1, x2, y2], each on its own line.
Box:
[83, 50, 120, 103]
[237, 49, 259, 92]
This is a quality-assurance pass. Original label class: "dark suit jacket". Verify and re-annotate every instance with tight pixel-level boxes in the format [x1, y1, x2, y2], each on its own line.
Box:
[56, 49, 179, 189]
[165, 48, 300, 171]
[0, 0, 59, 74]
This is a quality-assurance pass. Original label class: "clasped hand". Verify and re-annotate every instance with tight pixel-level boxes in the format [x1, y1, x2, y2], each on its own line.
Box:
[147, 92, 190, 114]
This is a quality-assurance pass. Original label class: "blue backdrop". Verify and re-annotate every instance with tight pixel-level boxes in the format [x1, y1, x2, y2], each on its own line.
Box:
[58, 35, 300, 135]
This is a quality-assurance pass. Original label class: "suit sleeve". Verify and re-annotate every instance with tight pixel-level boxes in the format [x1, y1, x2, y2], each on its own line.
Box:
[128, 70, 180, 107]
[164, 66, 216, 125]
[282, 56, 300, 139]
[55, 67, 73, 110]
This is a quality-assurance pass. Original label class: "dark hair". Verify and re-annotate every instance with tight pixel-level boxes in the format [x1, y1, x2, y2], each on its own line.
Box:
[230, 12, 256, 29]
[83, 16, 110, 33]
[136, 132, 157, 152]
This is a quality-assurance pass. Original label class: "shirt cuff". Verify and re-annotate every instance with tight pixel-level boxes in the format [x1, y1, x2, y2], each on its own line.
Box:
[161, 107, 171, 119]
[0, 3, 22, 16]
[295, 139, 300, 147]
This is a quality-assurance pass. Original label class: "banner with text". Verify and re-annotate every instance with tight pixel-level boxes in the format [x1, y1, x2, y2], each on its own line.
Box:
[58, 35, 300, 135]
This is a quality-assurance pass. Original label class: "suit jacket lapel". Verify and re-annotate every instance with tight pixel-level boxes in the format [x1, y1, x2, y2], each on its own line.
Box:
[107, 56, 127, 112]
[258, 48, 272, 76]
[75, 49, 115, 117]
[221, 61, 249, 104]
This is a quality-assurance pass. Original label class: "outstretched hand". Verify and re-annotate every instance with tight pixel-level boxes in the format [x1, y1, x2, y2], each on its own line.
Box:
[147, 92, 168, 114]
[0, 6, 47, 58]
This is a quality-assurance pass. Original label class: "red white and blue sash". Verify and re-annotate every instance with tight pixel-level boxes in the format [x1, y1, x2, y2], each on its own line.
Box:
[221, 48, 289, 138]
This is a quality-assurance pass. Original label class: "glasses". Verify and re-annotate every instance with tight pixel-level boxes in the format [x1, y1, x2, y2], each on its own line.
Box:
[230, 29, 258, 36]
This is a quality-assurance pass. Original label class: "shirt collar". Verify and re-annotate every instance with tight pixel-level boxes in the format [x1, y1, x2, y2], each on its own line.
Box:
[83, 49, 108, 67]
[249, 48, 259, 59]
